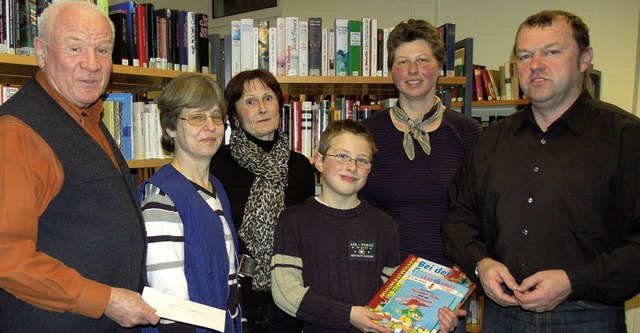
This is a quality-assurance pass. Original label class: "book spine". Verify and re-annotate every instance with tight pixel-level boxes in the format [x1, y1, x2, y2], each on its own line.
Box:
[196, 13, 209, 73]
[439, 23, 456, 77]
[308, 17, 322, 76]
[268, 27, 277, 76]
[382, 28, 389, 76]
[321, 28, 328, 76]
[499, 65, 507, 100]
[334, 19, 348, 76]
[105, 93, 134, 160]
[361, 17, 370, 77]
[17, 0, 37, 55]
[285, 17, 298, 76]
[488, 69, 501, 100]
[348, 20, 361, 76]
[102, 100, 116, 138]
[230, 20, 241, 76]
[253, 26, 258, 70]
[178, 11, 188, 71]
[135, 4, 147, 67]
[145, 3, 156, 69]
[370, 18, 378, 77]
[298, 20, 308, 76]
[279, 103, 291, 142]
[142, 103, 153, 159]
[154, 11, 166, 69]
[328, 28, 336, 76]
[186, 12, 196, 72]
[6, 0, 15, 54]
[481, 68, 496, 100]
[345, 99, 355, 120]
[165, 9, 173, 70]
[209, 34, 221, 82]
[276, 17, 285, 76]
[473, 65, 485, 101]
[109, 11, 129, 66]
[292, 100, 302, 153]
[172, 10, 181, 71]
[257, 19, 269, 70]
[376, 28, 383, 76]
[132, 101, 146, 160]
[311, 103, 320, 156]
[301, 101, 312, 157]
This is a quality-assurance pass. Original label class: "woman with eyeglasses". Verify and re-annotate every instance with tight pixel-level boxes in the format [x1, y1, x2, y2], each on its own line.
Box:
[210, 69, 315, 333]
[358, 19, 482, 333]
[138, 73, 242, 333]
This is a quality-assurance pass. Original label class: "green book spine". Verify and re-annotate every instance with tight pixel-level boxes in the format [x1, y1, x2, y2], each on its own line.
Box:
[348, 20, 361, 76]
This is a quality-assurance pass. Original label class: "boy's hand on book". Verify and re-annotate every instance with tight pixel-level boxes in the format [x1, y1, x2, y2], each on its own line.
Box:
[349, 306, 391, 333]
[437, 307, 466, 333]
[477, 258, 519, 307]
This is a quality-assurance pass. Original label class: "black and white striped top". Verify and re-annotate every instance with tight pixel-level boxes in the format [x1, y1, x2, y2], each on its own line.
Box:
[141, 182, 240, 326]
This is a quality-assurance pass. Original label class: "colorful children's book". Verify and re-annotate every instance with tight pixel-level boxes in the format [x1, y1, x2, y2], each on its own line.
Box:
[367, 254, 475, 333]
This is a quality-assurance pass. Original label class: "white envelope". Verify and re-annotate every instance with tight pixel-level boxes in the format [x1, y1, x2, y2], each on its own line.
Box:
[142, 287, 226, 332]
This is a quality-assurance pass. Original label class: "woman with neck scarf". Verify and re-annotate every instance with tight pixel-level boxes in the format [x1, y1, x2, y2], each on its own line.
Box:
[210, 69, 315, 333]
[359, 19, 482, 332]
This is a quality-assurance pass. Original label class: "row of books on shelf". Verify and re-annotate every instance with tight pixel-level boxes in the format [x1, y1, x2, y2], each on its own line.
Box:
[108, 1, 210, 73]
[103, 92, 168, 161]
[465, 61, 523, 102]
[279, 94, 397, 158]
[0, 0, 44, 56]
[227, 17, 457, 78]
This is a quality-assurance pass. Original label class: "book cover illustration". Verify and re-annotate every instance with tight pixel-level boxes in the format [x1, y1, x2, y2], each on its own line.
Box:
[367, 255, 474, 333]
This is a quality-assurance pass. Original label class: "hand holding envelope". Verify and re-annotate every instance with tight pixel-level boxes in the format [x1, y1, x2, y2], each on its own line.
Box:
[142, 287, 226, 332]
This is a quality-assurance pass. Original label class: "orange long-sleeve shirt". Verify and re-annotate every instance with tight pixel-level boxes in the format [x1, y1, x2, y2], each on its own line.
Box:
[0, 71, 120, 318]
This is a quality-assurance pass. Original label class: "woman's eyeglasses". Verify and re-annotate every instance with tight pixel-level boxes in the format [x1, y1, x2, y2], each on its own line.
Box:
[177, 113, 225, 126]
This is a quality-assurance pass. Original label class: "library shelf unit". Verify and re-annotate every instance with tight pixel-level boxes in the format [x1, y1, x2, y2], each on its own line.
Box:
[275, 75, 466, 103]
[452, 99, 530, 108]
[0, 53, 214, 172]
[0, 54, 216, 91]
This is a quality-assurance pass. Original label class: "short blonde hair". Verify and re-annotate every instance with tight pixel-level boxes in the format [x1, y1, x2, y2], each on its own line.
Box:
[317, 119, 377, 157]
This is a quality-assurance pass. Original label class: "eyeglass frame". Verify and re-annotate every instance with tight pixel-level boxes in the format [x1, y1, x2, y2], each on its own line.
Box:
[177, 113, 225, 126]
[323, 153, 372, 170]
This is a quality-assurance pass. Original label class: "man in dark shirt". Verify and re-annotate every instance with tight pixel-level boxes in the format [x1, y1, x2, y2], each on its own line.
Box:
[443, 10, 640, 332]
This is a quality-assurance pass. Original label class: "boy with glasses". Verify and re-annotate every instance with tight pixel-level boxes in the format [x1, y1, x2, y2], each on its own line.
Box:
[271, 119, 461, 333]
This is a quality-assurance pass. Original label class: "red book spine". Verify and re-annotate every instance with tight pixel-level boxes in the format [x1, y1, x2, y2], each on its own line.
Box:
[292, 101, 302, 153]
[136, 4, 147, 67]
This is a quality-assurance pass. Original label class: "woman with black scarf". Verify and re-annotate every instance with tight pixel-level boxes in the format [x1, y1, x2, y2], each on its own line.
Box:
[210, 69, 315, 333]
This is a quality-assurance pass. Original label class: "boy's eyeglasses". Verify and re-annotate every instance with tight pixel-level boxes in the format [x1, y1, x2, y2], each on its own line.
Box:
[325, 153, 372, 170]
[177, 113, 225, 126]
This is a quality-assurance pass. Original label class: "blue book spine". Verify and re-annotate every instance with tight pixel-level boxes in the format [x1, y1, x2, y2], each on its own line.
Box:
[438, 23, 456, 77]
[105, 92, 134, 160]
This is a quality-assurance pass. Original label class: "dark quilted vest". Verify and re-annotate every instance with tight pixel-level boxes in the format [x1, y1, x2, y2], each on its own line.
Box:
[0, 78, 146, 332]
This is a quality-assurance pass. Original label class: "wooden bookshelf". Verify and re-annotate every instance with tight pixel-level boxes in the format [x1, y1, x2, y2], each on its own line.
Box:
[276, 75, 465, 97]
[452, 99, 529, 108]
[0, 54, 216, 91]
[126, 158, 172, 169]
